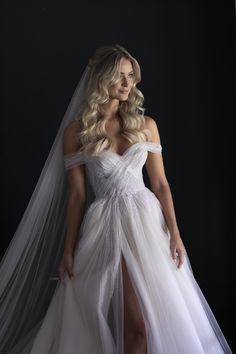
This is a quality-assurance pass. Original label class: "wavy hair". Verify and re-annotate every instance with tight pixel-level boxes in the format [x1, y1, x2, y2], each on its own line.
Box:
[76, 44, 151, 155]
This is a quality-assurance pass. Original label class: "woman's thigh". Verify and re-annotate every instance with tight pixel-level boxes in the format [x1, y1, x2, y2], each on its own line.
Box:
[121, 255, 146, 335]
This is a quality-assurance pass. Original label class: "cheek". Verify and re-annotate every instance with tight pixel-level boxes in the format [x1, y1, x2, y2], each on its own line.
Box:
[108, 84, 119, 96]
[129, 80, 134, 88]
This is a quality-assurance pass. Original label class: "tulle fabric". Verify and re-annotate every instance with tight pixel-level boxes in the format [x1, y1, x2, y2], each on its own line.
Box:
[20, 141, 232, 354]
[0, 66, 93, 354]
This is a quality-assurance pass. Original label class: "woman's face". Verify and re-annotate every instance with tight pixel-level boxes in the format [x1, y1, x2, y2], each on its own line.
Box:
[108, 57, 134, 101]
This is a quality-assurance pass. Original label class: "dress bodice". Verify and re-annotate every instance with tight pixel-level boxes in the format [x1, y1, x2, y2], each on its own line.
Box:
[64, 142, 162, 199]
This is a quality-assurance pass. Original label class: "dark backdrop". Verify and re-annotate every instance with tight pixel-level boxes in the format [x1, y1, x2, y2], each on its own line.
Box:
[1, 0, 235, 351]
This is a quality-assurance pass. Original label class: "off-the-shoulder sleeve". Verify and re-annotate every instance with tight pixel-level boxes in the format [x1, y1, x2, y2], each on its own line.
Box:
[145, 142, 162, 154]
[64, 152, 87, 170]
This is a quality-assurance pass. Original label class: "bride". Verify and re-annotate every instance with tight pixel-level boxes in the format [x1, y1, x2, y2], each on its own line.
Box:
[0, 44, 232, 354]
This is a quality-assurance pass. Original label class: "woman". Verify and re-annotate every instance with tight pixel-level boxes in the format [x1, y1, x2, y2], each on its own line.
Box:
[0, 45, 232, 354]
[59, 48, 186, 353]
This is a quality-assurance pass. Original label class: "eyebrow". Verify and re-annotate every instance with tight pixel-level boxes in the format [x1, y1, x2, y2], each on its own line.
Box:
[120, 70, 134, 74]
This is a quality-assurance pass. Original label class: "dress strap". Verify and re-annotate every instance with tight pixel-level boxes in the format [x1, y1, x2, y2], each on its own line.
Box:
[64, 152, 86, 169]
[145, 142, 162, 154]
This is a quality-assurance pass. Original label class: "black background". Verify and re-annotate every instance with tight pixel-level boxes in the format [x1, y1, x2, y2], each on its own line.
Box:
[1, 0, 235, 351]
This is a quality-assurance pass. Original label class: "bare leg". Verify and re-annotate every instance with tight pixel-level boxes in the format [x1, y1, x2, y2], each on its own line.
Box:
[121, 255, 147, 354]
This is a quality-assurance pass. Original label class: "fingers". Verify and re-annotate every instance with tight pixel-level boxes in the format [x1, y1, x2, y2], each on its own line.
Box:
[58, 266, 74, 283]
[170, 245, 185, 269]
[68, 268, 74, 279]
[170, 245, 179, 266]
[176, 248, 185, 269]
[171, 245, 177, 261]
[170, 238, 186, 270]
[67, 261, 74, 278]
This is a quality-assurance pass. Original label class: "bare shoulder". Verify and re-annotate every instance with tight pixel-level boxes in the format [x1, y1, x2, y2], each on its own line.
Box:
[63, 120, 83, 155]
[144, 115, 161, 143]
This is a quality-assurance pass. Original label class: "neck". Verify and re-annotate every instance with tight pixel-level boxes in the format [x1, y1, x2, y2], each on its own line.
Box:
[102, 98, 120, 120]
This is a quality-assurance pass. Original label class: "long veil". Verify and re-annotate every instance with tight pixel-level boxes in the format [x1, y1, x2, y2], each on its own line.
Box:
[0, 65, 93, 353]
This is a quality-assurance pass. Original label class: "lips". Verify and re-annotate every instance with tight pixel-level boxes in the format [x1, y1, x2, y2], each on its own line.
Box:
[120, 90, 129, 94]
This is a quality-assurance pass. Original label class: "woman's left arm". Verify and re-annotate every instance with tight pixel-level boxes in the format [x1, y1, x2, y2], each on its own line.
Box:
[144, 116, 186, 269]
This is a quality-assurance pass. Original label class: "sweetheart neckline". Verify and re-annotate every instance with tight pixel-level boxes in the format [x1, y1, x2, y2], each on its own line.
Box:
[101, 141, 162, 158]
[103, 142, 141, 158]
[64, 141, 162, 161]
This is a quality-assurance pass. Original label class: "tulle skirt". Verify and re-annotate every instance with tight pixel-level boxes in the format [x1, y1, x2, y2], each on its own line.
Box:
[21, 188, 231, 353]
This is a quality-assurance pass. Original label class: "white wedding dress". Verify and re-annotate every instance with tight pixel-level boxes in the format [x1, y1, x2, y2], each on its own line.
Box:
[27, 141, 231, 354]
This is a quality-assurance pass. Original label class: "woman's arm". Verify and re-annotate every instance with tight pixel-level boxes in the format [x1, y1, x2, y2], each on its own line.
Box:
[144, 116, 186, 269]
[58, 121, 87, 281]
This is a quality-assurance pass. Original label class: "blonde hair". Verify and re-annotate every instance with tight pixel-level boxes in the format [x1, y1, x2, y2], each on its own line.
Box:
[76, 44, 151, 155]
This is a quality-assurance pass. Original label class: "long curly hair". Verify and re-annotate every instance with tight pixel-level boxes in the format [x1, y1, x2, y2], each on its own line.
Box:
[76, 44, 151, 155]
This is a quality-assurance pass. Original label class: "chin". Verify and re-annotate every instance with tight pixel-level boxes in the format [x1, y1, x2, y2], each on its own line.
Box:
[119, 94, 129, 101]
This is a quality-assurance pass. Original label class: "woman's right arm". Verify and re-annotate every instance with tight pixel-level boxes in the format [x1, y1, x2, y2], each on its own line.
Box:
[58, 121, 86, 281]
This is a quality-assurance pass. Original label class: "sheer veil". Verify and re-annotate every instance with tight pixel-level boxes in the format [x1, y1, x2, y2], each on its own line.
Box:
[0, 65, 93, 353]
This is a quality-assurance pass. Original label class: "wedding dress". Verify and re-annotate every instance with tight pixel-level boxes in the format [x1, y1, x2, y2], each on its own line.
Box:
[25, 141, 231, 354]
[0, 63, 232, 353]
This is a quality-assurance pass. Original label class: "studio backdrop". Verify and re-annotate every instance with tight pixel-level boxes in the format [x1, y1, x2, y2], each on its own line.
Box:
[1, 0, 235, 351]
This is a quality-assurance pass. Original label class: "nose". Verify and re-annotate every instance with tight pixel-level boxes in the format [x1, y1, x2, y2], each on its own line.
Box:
[121, 77, 128, 87]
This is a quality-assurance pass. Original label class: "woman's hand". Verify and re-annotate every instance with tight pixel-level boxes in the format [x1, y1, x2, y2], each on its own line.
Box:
[169, 233, 186, 269]
[58, 250, 74, 282]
